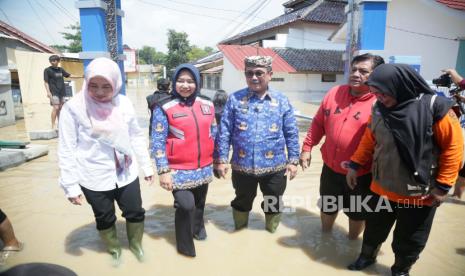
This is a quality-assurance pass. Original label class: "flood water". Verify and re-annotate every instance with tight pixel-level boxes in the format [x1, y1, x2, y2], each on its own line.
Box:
[0, 87, 465, 275]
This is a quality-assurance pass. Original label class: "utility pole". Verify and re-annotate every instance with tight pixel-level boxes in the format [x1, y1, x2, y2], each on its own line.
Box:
[344, 0, 357, 82]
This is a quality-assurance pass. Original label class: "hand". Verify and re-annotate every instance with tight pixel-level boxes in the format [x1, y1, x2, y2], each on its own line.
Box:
[346, 168, 358, 190]
[144, 175, 154, 186]
[68, 194, 83, 205]
[285, 164, 298, 180]
[299, 151, 311, 171]
[442, 68, 463, 86]
[453, 94, 465, 104]
[214, 163, 228, 179]
[159, 172, 173, 191]
[424, 187, 448, 207]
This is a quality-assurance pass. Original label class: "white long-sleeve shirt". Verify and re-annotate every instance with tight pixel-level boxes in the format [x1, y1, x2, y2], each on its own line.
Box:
[58, 95, 154, 197]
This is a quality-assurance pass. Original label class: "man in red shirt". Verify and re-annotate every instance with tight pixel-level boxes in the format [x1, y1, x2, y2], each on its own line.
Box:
[299, 53, 384, 240]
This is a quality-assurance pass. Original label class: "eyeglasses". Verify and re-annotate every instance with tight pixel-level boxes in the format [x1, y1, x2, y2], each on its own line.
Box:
[245, 70, 267, 78]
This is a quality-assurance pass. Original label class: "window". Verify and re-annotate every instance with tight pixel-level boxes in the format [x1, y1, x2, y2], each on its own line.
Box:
[214, 76, 221, 90]
[271, 77, 284, 82]
[206, 76, 212, 89]
[322, 73, 336, 82]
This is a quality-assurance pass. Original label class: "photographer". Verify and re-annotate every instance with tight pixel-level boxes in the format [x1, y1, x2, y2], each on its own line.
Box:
[443, 68, 465, 89]
[443, 69, 465, 199]
[443, 69, 465, 103]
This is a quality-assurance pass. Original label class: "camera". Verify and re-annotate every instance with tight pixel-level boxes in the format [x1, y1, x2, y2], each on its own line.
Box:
[432, 73, 453, 88]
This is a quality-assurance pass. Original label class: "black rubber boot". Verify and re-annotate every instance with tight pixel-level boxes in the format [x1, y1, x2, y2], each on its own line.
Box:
[391, 256, 415, 276]
[347, 244, 381, 271]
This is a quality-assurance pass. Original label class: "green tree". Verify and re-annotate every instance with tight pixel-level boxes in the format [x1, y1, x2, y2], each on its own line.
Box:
[165, 29, 191, 72]
[187, 45, 215, 62]
[137, 46, 166, 65]
[50, 23, 82, 53]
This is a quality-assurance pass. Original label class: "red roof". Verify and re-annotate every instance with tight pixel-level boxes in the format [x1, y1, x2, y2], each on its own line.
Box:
[436, 0, 465, 11]
[0, 20, 59, 54]
[218, 44, 296, 73]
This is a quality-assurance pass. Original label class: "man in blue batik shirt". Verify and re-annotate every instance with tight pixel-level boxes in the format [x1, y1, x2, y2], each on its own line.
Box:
[214, 55, 299, 233]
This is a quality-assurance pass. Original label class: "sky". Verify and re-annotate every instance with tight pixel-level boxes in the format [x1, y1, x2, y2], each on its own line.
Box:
[0, 0, 285, 53]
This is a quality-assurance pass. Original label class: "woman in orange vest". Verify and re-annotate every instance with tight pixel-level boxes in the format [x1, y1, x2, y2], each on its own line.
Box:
[346, 64, 463, 275]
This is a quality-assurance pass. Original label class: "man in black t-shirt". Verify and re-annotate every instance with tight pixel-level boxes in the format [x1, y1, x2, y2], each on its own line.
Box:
[44, 55, 71, 129]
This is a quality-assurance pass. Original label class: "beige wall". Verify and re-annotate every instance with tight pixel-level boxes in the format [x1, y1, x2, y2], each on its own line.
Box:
[61, 59, 84, 93]
[14, 50, 55, 132]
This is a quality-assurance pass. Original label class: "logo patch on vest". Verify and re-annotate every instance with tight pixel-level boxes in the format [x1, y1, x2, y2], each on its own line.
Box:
[353, 111, 361, 120]
[201, 104, 212, 115]
[155, 123, 164, 132]
[334, 107, 341, 114]
[265, 151, 274, 159]
[269, 123, 278, 132]
[172, 112, 188, 119]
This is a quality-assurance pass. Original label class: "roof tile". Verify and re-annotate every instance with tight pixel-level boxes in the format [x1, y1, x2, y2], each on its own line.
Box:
[273, 48, 344, 72]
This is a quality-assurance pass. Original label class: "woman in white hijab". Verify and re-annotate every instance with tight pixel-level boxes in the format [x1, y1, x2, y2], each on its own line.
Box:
[58, 57, 153, 264]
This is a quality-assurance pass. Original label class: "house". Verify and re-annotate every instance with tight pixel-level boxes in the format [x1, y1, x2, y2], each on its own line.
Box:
[0, 20, 83, 134]
[197, 0, 348, 102]
[0, 19, 58, 127]
[123, 45, 162, 88]
[330, 0, 465, 80]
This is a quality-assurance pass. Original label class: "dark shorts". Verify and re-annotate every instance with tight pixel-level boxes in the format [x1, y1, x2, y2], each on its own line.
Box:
[319, 164, 372, 220]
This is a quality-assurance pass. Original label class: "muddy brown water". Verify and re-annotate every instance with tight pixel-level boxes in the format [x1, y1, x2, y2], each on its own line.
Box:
[1, 88, 464, 275]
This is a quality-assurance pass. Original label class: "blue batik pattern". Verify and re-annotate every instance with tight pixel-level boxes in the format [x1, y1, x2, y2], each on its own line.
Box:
[215, 87, 299, 176]
[151, 106, 216, 190]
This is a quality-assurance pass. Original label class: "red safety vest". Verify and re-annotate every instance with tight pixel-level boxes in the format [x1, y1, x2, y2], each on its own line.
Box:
[161, 97, 215, 170]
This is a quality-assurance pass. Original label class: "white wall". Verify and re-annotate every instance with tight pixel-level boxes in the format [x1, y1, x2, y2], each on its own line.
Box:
[271, 71, 344, 102]
[237, 22, 344, 51]
[222, 58, 247, 94]
[222, 58, 345, 102]
[285, 22, 345, 50]
[379, 0, 465, 80]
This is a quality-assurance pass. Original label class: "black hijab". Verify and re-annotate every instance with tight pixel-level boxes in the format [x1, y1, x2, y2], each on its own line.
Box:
[366, 64, 453, 185]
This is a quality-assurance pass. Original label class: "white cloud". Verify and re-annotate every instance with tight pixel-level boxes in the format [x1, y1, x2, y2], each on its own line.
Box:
[1, 0, 283, 53]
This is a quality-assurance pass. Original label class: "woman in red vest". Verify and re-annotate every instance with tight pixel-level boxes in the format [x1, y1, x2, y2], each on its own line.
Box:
[150, 64, 216, 257]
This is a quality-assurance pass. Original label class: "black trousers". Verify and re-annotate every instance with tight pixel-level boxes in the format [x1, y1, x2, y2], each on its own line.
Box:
[0, 209, 6, 224]
[231, 170, 287, 214]
[81, 178, 145, 231]
[172, 184, 209, 256]
[362, 194, 436, 265]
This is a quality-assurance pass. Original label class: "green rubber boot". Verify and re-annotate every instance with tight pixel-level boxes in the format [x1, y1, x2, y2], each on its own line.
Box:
[99, 225, 121, 265]
[265, 213, 281, 233]
[126, 221, 145, 262]
[232, 209, 249, 230]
